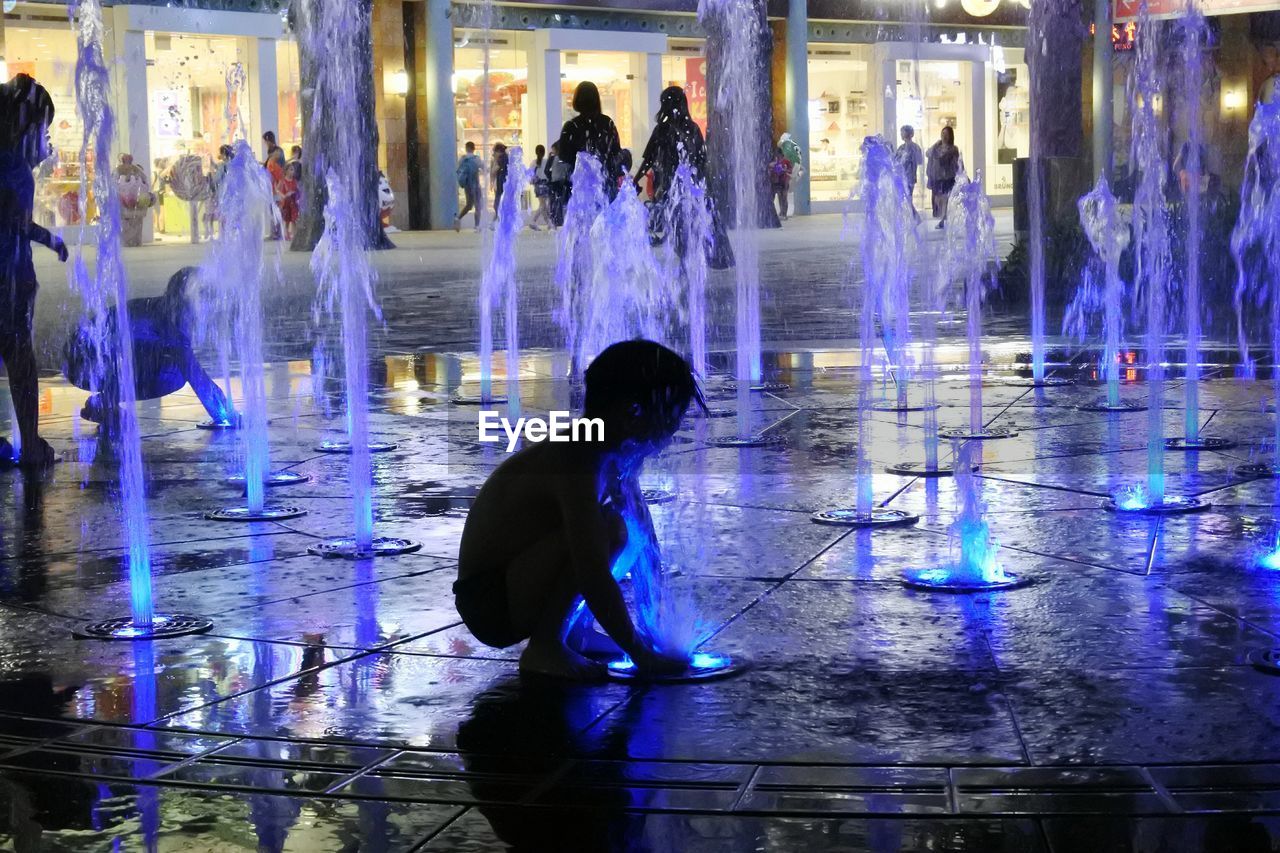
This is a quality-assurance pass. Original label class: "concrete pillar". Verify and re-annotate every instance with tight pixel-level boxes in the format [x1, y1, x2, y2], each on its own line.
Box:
[112, 20, 153, 243]
[969, 59, 986, 182]
[1092, 0, 1113, 180]
[250, 37, 279, 147]
[631, 51, 663, 155]
[544, 47, 563, 150]
[785, 0, 810, 215]
[425, 0, 457, 228]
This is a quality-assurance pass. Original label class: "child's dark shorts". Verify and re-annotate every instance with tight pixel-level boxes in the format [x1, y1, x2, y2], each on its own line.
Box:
[453, 568, 524, 648]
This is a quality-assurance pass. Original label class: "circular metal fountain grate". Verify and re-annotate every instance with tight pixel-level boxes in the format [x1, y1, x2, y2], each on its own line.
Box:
[225, 471, 311, 487]
[708, 432, 784, 448]
[745, 381, 789, 393]
[938, 426, 1018, 441]
[308, 537, 422, 559]
[642, 489, 676, 505]
[1104, 495, 1211, 515]
[811, 508, 920, 528]
[901, 567, 1032, 593]
[1005, 377, 1075, 388]
[74, 613, 214, 641]
[1236, 462, 1280, 479]
[452, 393, 508, 406]
[206, 504, 308, 522]
[604, 652, 749, 683]
[314, 439, 399, 454]
[1250, 648, 1280, 675]
[1164, 436, 1236, 451]
[870, 401, 941, 413]
[1078, 398, 1146, 413]
[197, 419, 239, 430]
[885, 461, 954, 478]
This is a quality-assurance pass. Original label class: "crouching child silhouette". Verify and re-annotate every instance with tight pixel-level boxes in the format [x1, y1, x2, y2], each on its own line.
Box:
[63, 266, 232, 428]
[456, 340, 704, 679]
[0, 74, 67, 467]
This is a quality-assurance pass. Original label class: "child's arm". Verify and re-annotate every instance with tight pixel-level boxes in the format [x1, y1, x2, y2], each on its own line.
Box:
[26, 222, 67, 262]
[559, 469, 646, 657]
[180, 347, 234, 424]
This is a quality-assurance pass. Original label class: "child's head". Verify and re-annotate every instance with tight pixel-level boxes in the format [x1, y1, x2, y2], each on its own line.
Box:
[290, 145, 302, 160]
[900, 124, 914, 141]
[583, 340, 704, 452]
[0, 74, 54, 167]
[285, 160, 301, 181]
[536, 143, 546, 159]
[166, 266, 196, 302]
[465, 141, 476, 154]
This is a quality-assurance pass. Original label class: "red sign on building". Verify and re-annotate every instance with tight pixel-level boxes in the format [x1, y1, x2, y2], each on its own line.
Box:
[685, 57, 708, 135]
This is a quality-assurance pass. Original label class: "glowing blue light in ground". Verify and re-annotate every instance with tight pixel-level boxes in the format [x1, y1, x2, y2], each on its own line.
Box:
[606, 652, 728, 676]
[1112, 485, 1151, 512]
[1259, 549, 1280, 571]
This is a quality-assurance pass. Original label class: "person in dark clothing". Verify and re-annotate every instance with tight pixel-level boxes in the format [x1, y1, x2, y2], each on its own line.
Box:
[0, 74, 67, 468]
[529, 144, 552, 229]
[632, 85, 733, 268]
[547, 141, 570, 226]
[63, 267, 233, 428]
[555, 81, 622, 195]
[491, 142, 510, 217]
[634, 86, 707, 201]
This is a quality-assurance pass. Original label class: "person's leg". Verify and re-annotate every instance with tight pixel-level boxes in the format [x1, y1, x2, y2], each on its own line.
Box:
[0, 331, 53, 467]
[456, 188, 474, 230]
[501, 531, 606, 679]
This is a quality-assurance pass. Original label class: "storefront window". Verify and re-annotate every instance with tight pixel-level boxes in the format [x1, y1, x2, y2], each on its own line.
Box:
[276, 38, 303, 151]
[896, 59, 973, 207]
[561, 51, 635, 150]
[454, 30, 528, 156]
[987, 48, 1028, 196]
[146, 32, 251, 238]
[807, 45, 871, 202]
[7, 25, 85, 228]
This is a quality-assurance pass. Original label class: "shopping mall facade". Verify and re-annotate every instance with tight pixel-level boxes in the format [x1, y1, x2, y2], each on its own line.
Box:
[6, 0, 1275, 237]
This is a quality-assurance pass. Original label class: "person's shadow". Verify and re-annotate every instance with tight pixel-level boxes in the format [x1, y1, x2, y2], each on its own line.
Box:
[456, 676, 653, 852]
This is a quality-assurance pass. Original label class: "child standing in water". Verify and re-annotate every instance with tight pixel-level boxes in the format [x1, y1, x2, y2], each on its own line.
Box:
[0, 74, 67, 467]
[455, 340, 702, 679]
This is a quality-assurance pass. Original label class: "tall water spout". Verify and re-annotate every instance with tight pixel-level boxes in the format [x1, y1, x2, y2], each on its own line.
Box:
[1179, 4, 1208, 444]
[663, 162, 713, 379]
[856, 137, 916, 513]
[1130, 2, 1173, 503]
[1076, 177, 1130, 408]
[200, 141, 279, 513]
[554, 153, 607, 379]
[489, 148, 531, 414]
[303, 0, 385, 552]
[940, 174, 999, 438]
[70, 0, 153, 628]
[1231, 104, 1280, 462]
[699, 0, 766, 427]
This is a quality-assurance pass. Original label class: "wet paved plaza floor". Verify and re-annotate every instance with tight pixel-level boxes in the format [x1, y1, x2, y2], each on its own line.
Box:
[3, 341, 1280, 851]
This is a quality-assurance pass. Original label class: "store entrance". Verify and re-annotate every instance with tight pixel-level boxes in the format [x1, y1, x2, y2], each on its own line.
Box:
[895, 59, 975, 211]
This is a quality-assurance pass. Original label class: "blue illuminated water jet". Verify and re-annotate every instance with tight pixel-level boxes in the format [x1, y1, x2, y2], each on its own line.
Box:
[902, 442, 1026, 592]
[70, 0, 155, 633]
